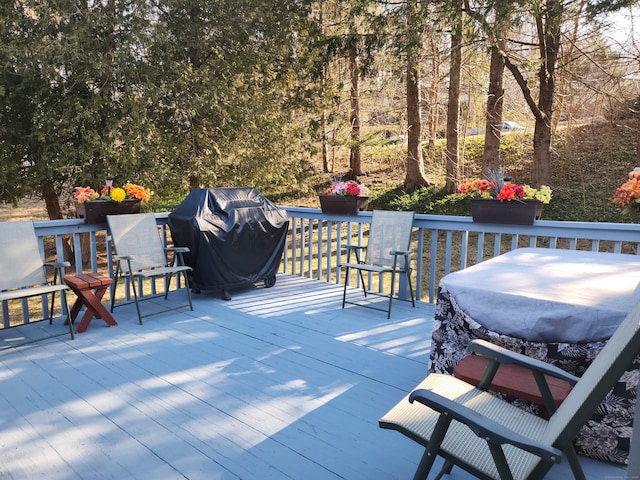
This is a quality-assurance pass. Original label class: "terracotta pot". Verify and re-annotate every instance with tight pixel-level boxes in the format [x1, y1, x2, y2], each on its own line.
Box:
[318, 195, 369, 215]
[470, 198, 543, 225]
[75, 199, 142, 224]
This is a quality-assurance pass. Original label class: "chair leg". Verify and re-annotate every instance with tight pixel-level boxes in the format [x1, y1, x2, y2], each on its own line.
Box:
[413, 414, 452, 480]
[357, 268, 367, 297]
[167, 270, 193, 310]
[61, 290, 74, 340]
[129, 277, 143, 325]
[487, 443, 515, 480]
[407, 270, 415, 307]
[49, 266, 61, 324]
[183, 271, 193, 311]
[164, 273, 173, 300]
[49, 290, 56, 325]
[342, 266, 350, 309]
[433, 460, 453, 480]
[110, 265, 121, 313]
[124, 261, 143, 325]
[388, 271, 397, 319]
[564, 445, 586, 480]
[112, 261, 144, 325]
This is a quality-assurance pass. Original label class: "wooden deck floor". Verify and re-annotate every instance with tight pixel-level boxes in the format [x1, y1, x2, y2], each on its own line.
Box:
[0, 275, 627, 479]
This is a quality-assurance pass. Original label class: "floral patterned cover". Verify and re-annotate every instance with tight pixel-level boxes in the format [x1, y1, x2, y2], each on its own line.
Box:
[429, 285, 639, 465]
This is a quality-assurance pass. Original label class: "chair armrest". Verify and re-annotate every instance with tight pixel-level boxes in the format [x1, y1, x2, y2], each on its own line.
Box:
[43, 261, 71, 284]
[389, 250, 411, 256]
[341, 244, 366, 264]
[166, 246, 189, 267]
[166, 247, 190, 253]
[342, 245, 367, 252]
[470, 339, 579, 385]
[409, 388, 562, 463]
[44, 261, 71, 269]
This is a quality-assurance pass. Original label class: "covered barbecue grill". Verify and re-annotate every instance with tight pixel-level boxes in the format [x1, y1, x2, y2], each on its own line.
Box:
[168, 188, 289, 298]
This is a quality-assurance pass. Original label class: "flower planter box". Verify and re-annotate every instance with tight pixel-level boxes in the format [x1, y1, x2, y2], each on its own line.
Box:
[318, 195, 369, 215]
[75, 199, 141, 224]
[470, 198, 543, 225]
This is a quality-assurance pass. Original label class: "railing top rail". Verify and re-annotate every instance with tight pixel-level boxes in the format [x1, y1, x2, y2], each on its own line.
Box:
[281, 206, 640, 239]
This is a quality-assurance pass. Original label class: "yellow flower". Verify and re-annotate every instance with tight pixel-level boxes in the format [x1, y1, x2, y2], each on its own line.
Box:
[523, 185, 552, 204]
[110, 187, 126, 203]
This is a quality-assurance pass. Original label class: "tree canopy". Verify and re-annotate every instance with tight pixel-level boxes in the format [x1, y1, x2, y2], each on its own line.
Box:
[0, 0, 321, 216]
[1, 0, 639, 217]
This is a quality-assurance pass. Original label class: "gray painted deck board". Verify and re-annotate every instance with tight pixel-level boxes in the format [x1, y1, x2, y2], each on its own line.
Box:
[0, 275, 626, 479]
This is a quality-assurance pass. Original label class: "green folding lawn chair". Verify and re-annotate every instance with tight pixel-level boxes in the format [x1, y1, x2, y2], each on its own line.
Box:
[380, 300, 640, 479]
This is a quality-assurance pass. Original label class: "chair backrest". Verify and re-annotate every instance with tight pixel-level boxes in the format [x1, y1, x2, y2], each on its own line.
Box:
[107, 213, 167, 272]
[364, 210, 415, 269]
[542, 299, 640, 450]
[0, 221, 47, 290]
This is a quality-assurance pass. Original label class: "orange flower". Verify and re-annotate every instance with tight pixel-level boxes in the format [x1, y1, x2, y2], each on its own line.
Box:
[456, 179, 495, 197]
[124, 183, 153, 202]
[614, 178, 640, 207]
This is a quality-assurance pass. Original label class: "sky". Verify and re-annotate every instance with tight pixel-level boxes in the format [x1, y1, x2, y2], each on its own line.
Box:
[604, 7, 640, 48]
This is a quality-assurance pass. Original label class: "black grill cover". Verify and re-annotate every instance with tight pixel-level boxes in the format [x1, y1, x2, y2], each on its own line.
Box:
[168, 188, 289, 293]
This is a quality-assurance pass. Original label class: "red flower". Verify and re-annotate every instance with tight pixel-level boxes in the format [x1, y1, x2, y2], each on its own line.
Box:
[497, 183, 516, 201]
[345, 182, 362, 196]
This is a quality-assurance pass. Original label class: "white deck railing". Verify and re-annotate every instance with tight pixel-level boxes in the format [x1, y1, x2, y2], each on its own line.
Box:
[282, 207, 640, 303]
[4, 207, 640, 329]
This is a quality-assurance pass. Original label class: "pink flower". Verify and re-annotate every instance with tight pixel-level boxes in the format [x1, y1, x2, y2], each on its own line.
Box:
[73, 186, 99, 203]
[324, 180, 366, 196]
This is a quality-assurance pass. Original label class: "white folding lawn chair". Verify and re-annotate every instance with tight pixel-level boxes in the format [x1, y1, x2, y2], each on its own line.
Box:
[108, 213, 193, 324]
[0, 221, 72, 349]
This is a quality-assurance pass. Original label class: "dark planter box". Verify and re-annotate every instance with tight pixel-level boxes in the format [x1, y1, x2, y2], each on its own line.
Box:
[318, 195, 369, 215]
[75, 199, 142, 224]
[470, 198, 543, 225]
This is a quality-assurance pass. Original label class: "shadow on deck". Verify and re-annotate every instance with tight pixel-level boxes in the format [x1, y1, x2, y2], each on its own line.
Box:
[0, 275, 627, 479]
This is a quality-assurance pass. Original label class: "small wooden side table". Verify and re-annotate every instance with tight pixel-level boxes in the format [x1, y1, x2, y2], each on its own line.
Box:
[64, 273, 118, 333]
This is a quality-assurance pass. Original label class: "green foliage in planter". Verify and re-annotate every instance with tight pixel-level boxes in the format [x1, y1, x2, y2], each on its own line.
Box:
[367, 185, 469, 216]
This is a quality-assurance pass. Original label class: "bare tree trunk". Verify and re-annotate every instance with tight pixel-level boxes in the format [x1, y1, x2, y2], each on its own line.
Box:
[43, 180, 74, 263]
[533, 118, 553, 186]
[404, 58, 430, 190]
[188, 175, 200, 189]
[319, 5, 330, 174]
[636, 120, 640, 166]
[426, 37, 440, 148]
[321, 110, 330, 173]
[553, 0, 585, 131]
[444, 0, 463, 193]
[482, 43, 505, 177]
[347, 45, 362, 178]
[532, 1, 561, 187]
[491, 0, 561, 187]
[43, 183, 63, 220]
